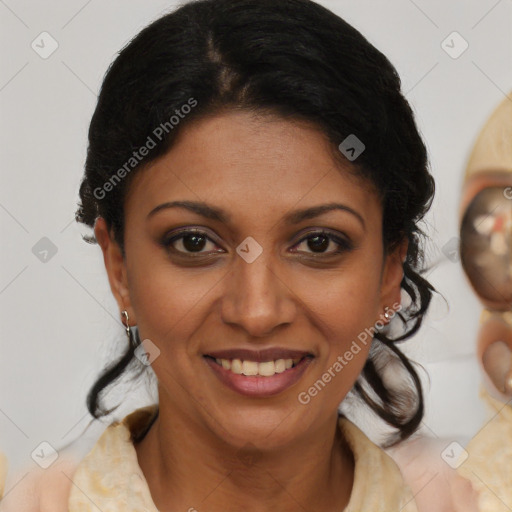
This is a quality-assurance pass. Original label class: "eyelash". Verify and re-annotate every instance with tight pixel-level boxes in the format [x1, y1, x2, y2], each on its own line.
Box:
[160, 228, 353, 258]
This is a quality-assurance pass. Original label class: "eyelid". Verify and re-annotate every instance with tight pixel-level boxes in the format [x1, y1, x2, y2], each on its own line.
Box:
[293, 227, 350, 241]
[161, 227, 224, 251]
[291, 228, 353, 252]
[160, 226, 353, 257]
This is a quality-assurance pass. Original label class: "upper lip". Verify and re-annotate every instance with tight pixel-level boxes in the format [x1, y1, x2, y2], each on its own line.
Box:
[205, 348, 313, 362]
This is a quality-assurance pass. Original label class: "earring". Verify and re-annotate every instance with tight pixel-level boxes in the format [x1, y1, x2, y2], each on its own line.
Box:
[382, 309, 393, 325]
[121, 309, 138, 348]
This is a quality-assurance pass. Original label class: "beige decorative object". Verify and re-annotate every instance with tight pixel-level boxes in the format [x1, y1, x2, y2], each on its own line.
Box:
[458, 92, 512, 512]
[457, 388, 512, 512]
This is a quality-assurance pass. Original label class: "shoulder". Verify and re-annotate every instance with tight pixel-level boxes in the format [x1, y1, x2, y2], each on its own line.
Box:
[338, 417, 418, 511]
[0, 424, 105, 512]
[387, 436, 480, 512]
[0, 452, 7, 500]
[0, 453, 80, 512]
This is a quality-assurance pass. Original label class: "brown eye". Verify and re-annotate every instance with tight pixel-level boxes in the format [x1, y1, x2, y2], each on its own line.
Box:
[180, 233, 208, 252]
[292, 230, 353, 255]
[305, 234, 330, 252]
[161, 229, 223, 255]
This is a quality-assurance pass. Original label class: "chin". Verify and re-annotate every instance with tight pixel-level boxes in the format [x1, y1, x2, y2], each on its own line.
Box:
[206, 403, 312, 451]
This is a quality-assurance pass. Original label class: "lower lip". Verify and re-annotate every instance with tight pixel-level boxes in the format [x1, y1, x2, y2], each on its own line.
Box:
[204, 356, 313, 398]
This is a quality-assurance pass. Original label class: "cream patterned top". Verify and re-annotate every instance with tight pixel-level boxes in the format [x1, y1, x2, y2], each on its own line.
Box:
[66, 405, 418, 512]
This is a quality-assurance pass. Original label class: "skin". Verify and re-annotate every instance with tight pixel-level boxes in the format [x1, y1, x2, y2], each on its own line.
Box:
[94, 111, 406, 512]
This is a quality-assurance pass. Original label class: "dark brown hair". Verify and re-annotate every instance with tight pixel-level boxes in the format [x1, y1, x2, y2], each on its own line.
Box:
[76, 0, 435, 446]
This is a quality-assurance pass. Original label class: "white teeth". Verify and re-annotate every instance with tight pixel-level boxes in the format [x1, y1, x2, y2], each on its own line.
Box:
[213, 356, 303, 377]
[275, 359, 286, 373]
[258, 361, 276, 376]
[242, 360, 259, 376]
[231, 359, 243, 374]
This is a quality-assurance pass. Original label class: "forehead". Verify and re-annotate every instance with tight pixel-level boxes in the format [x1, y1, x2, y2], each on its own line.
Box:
[124, 111, 381, 226]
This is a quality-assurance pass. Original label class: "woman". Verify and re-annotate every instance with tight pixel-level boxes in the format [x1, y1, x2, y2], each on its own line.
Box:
[0, 0, 457, 510]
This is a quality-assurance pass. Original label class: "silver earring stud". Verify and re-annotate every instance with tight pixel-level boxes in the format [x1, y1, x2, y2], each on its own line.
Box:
[121, 309, 138, 348]
[121, 309, 130, 338]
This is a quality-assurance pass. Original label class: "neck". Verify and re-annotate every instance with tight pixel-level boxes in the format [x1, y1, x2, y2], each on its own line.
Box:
[135, 402, 354, 512]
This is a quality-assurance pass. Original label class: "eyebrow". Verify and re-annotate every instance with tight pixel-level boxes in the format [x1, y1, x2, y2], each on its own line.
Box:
[147, 200, 365, 229]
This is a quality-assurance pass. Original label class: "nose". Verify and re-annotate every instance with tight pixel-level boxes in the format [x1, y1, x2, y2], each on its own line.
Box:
[220, 248, 297, 338]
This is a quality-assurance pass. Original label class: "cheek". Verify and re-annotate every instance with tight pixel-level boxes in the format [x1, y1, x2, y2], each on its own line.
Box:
[125, 249, 225, 355]
[125, 231, 383, 363]
[296, 261, 381, 387]
[300, 263, 382, 341]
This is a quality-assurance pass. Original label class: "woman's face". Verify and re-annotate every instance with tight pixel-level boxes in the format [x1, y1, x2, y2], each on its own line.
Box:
[95, 111, 404, 449]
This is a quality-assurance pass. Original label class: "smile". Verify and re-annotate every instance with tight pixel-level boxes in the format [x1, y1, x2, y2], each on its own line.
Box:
[212, 357, 301, 377]
[203, 351, 314, 397]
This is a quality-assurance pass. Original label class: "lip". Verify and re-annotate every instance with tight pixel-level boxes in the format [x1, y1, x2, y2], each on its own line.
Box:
[205, 347, 313, 362]
[203, 353, 314, 398]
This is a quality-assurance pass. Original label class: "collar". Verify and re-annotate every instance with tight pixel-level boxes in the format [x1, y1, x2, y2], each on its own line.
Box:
[68, 405, 417, 511]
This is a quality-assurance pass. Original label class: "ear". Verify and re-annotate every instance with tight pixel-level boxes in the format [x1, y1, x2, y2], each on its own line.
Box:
[379, 239, 408, 317]
[94, 217, 136, 325]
